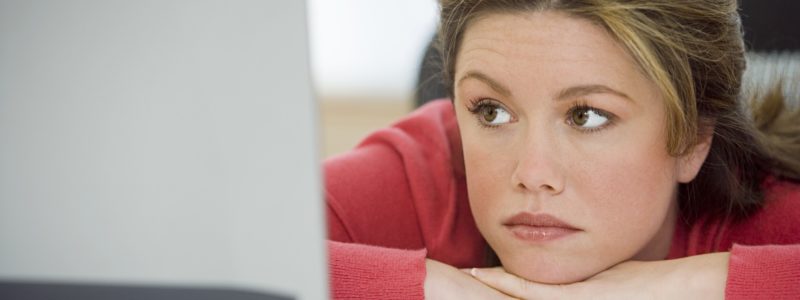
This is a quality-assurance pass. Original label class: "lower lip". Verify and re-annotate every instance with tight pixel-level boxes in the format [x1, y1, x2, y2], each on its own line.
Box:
[506, 225, 578, 242]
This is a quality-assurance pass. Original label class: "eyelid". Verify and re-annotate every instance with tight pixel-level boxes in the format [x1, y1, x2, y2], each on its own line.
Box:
[467, 98, 497, 112]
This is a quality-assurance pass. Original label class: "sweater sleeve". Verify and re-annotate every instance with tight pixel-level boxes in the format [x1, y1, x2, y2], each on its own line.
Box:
[328, 241, 426, 300]
[725, 244, 800, 300]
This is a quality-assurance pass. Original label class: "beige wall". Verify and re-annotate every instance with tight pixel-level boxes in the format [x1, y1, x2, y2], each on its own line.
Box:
[319, 97, 413, 158]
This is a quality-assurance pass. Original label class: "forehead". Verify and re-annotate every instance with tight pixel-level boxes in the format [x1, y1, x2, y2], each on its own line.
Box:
[455, 11, 650, 95]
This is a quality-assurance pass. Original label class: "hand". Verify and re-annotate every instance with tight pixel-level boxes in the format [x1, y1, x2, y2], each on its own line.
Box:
[468, 252, 730, 300]
[424, 259, 516, 300]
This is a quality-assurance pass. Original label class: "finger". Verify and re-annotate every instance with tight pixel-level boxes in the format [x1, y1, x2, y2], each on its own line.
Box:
[470, 267, 565, 299]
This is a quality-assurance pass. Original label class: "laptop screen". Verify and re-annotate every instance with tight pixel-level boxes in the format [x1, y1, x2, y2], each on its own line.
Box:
[0, 0, 327, 299]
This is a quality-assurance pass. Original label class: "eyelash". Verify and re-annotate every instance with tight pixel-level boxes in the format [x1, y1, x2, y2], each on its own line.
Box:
[465, 97, 508, 129]
[466, 98, 616, 133]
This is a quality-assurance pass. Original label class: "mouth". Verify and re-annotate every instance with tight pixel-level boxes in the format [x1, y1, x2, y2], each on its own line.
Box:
[503, 212, 581, 242]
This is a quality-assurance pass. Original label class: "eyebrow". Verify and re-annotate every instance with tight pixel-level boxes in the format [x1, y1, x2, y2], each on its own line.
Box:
[457, 71, 512, 97]
[458, 71, 632, 103]
[556, 84, 632, 103]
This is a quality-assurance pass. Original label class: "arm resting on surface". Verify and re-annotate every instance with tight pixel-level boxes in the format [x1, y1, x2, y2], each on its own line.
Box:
[725, 244, 800, 300]
[328, 241, 426, 300]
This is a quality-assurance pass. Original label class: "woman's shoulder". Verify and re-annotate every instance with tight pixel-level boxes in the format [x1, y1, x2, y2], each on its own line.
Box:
[323, 99, 474, 251]
[357, 99, 462, 167]
[723, 176, 800, 246]
[762, 176, 800, 207]
[324, 99, 463, 192]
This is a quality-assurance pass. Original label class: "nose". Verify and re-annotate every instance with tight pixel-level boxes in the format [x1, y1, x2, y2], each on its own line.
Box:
[511, 131, 565, 195]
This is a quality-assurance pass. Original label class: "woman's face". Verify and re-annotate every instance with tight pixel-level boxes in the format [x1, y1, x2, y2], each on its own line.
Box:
[454, 11, 709, 284]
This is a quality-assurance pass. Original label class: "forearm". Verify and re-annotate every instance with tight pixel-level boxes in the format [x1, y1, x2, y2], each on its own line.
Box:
[328, 240, 426, 300]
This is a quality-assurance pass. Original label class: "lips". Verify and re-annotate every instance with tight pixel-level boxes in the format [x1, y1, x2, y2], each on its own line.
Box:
[503, 212, 580, 242]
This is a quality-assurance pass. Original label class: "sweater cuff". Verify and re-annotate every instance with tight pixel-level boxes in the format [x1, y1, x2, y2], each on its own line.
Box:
[328, 240, 426, 300]
[725, 243, 800, 300]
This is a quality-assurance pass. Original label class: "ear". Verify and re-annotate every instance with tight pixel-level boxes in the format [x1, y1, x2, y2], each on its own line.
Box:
[676, 126, 714, 183]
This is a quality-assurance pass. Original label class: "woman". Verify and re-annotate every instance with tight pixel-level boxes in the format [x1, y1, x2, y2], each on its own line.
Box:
[326, 1, 800, 299]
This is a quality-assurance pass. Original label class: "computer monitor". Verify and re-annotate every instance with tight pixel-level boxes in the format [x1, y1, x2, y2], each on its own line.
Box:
[0, 0, 327, 299]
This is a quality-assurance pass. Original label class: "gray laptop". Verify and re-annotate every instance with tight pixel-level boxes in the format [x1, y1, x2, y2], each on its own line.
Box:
[0, 0, 327, 299]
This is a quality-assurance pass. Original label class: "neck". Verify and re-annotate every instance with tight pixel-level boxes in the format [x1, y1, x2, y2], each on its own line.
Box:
[633, 198, 678, 260]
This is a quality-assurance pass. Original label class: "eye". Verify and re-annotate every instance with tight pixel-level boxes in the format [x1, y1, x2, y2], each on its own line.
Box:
[567, 105, 611, 130]
[469, 100, 512, 126]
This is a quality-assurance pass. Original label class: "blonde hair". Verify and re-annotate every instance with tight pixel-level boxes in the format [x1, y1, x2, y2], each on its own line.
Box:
[438, 0, 800, 221]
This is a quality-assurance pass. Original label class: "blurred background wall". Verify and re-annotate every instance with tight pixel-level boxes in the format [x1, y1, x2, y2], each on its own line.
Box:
[308, 0, 439, 157]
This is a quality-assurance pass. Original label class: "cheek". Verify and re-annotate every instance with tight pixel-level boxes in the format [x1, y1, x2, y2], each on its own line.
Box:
[578, 147, 676, 198]
[571, 137, 679, 242]
[573, 114, 678, 207]
[460, 129, 515, 230]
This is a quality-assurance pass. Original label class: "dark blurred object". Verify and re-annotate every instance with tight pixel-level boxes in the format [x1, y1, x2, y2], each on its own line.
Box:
[740, 0, 800, 52]
[414, 1, 800, 107]
[414, 34, 448, 107]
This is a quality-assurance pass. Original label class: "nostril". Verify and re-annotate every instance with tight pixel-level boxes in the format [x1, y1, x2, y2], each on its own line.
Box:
[516, 182, 556, 192]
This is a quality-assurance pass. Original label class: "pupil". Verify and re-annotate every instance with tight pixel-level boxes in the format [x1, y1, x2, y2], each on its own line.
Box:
[574, 110, 589, 125]
[483, 107, 497, 122]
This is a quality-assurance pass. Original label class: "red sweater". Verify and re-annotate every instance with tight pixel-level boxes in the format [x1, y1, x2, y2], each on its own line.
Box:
[325, 100, 800, 299]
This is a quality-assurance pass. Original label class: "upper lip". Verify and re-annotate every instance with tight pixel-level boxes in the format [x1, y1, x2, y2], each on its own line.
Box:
[503, 212, 580, 230]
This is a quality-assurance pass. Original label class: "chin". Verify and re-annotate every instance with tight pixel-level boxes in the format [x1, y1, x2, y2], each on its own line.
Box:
[500, 256, 599, 284]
